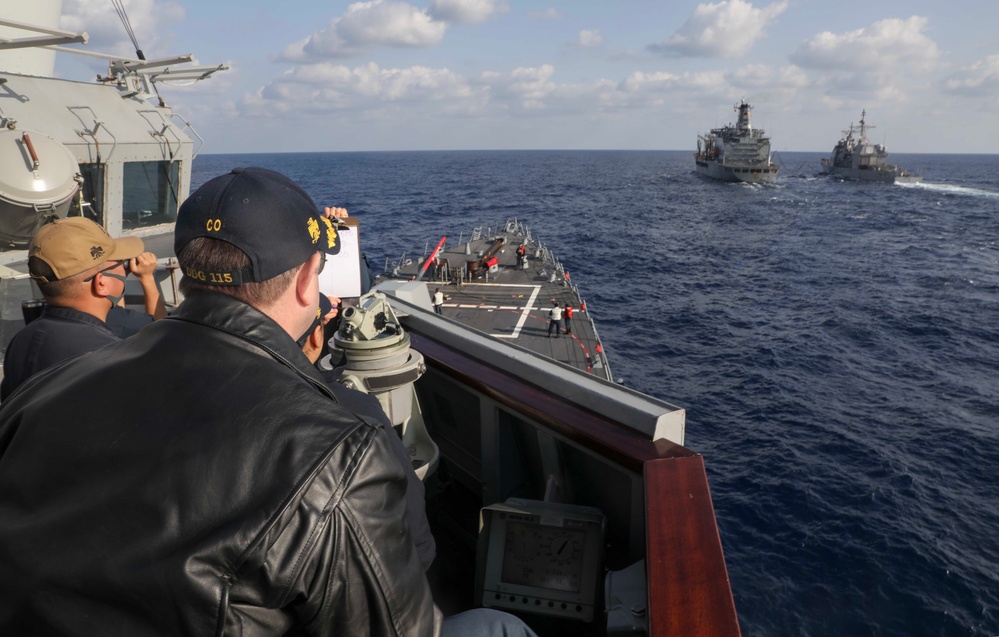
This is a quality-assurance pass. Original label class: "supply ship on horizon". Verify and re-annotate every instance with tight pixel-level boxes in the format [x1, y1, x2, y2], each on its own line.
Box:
[695, 100, 778, 184]
[820, 110, 921, 183]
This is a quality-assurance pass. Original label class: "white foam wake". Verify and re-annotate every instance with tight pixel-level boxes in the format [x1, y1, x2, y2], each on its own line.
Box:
[896, 181, 999, 198]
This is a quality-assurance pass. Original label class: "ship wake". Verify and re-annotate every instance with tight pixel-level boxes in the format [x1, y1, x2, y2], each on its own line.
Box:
[896, 181, 999, 199]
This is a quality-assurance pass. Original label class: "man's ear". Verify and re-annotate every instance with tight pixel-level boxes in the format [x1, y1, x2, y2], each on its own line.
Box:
[90, 272, 110, 298]
[301, 322, 325, 364]
[308, 324, 325, 350]
[294, 253, 321, 307]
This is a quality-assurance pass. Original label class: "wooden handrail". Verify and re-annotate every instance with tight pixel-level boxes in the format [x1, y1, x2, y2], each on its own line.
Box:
[645, 456, 741, 637]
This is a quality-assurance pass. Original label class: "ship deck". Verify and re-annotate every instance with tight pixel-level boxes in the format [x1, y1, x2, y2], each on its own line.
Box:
[385, 222, 612, 381]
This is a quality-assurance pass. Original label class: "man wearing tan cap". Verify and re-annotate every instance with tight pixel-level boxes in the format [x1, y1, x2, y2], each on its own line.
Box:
[0, 216, 144, 400]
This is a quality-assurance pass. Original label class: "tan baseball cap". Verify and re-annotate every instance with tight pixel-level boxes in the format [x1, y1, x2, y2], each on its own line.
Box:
[28, 217, 144, 283]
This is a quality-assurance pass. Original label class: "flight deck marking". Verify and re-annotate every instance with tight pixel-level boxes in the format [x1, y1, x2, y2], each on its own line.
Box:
[492, 284, 540, 339]
[461, 282, 537, 287]
[445, 282, 594, 373]
[449, 282, 545, 338]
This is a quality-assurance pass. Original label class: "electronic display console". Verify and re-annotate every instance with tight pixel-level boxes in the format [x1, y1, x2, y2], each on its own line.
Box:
[476, 499, 605, 622]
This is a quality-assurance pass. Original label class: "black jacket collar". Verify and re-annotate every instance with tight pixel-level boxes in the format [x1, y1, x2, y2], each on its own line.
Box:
[167, 292, 334, 399]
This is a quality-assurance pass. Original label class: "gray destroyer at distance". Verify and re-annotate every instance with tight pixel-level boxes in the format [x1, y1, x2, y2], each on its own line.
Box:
[820, 110, 921, 183]
[695, 100, 778, 184]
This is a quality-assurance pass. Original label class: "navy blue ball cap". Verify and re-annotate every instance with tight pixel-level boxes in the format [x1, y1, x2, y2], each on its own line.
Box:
[174, 167, 341, 285]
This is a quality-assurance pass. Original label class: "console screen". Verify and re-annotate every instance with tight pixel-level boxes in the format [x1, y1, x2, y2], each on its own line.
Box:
[477, 499, 605, 622]
[500, 521, 586, 593]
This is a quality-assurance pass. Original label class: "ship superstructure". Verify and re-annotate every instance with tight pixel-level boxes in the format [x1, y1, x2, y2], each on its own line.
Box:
[0, 5, 226, 346]
[820, 110, 921, 183]
[695, 100, 778, 184]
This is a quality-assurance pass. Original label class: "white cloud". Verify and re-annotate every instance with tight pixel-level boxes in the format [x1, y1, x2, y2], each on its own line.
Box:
[428, 0, 509, 24]
[244, 61, 624, 119]
[576, 30, 604, 48]
[280, 1, 446, 61]
[789, 16, 940, 102]
[240, 58, 814, 126]
[651, 0, 787, 58]
[791, 16, 940, 74]
[618, 63, 811, 114]
[729, 63, 809, 90]
[479, 65, 558, 109]
[621, 69, 729, 102]
[61, 0, 185, 57]
[160, 68, 241, 125]
[621, 70, 681, 91]
[725, 64, 811, 106]
[944, 55, 999, 96]
[528, 8, 563, 20]
[242, 61, 479, 117]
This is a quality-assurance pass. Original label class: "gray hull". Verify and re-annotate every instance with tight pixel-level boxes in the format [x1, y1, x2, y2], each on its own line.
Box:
[821, 112, 921, 184]
[820, 160, 922, 184]
[695, 159, 778, 184]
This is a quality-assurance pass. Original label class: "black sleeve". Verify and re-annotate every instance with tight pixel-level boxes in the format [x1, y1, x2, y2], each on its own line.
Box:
[321, 376, 437, 570]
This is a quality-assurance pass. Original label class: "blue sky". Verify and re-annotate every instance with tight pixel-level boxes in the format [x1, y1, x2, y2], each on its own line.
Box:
[54, 0, 999, 153]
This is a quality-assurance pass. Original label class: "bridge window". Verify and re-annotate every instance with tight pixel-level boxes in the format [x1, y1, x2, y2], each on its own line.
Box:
[123, 161, 180, 230]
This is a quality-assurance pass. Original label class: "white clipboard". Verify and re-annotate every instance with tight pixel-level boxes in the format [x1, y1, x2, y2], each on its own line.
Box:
[318, 217, 362, 299]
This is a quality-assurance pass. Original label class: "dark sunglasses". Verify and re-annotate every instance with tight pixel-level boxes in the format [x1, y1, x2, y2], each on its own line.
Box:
[83, 260, 128, 282]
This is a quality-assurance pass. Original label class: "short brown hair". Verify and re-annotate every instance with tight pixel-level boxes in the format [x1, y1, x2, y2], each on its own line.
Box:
[178, 237, 299, 308]
[29, 256, 89, 300]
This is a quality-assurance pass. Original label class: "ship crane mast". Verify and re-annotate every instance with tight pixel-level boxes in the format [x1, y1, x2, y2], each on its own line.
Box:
[856, 109, 874, 142]
[735, 100, 753, 134]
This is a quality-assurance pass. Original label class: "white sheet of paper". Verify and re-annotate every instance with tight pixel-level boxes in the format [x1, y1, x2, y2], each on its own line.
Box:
[318, 218, 362, 299]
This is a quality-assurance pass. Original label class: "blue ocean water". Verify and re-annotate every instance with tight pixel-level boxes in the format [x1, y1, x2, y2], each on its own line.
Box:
[192, 151, 999, 637]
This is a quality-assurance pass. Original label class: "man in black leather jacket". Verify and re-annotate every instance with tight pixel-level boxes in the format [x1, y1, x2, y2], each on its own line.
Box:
[0, 168, 442, 635]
